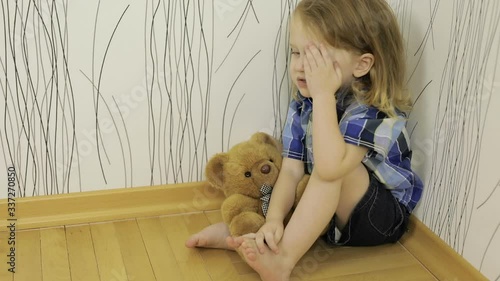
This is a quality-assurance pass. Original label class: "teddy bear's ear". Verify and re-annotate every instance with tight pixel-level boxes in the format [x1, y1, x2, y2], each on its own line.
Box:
[205, 153, 229, 189]
[251, 132, 281, 151]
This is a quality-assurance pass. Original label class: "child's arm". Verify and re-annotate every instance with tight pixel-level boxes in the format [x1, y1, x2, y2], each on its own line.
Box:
[255, 157, 304, 252]
[266, 157, 305, 221]
[312, 96, 368, 181]
[304, 43, 368, 180]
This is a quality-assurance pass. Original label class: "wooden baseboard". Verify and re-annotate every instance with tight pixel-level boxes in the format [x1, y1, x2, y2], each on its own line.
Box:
[400, 216, 488, 281]
[0, 181, 225, 230]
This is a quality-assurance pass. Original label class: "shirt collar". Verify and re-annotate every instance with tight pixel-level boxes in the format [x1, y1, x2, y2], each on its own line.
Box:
[296, 91, 313, 108]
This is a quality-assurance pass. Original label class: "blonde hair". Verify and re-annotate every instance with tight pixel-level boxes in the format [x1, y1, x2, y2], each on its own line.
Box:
[293, 0, 412, 117]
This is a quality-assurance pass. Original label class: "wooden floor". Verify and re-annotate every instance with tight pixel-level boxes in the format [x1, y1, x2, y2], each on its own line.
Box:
[0, 210, 438, 281]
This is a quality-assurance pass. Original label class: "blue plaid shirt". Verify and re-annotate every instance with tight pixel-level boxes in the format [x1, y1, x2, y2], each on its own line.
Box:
[282, 92, 423, 211]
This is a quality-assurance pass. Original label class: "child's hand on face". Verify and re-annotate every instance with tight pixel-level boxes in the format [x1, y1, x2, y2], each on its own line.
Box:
[303, 43, 342, 100]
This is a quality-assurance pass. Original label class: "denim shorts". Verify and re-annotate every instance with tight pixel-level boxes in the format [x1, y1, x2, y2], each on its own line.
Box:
[324, 170, 410, 246]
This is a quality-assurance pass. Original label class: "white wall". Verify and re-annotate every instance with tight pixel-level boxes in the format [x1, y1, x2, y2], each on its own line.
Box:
[1, 0, 293, 195]
[1, 0, 498, 279]
[396, 1, 500, 280]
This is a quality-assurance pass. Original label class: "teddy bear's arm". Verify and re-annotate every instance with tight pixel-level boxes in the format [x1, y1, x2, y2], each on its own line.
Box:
[221, 194, 261, 225]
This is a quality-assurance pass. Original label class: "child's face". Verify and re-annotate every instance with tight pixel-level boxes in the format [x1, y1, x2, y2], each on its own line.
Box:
[289, 16, 361, 98]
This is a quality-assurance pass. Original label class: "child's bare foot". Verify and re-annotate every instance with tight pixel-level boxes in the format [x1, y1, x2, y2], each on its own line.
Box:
[185, 222, 232, 250]
[226, 233, 256, 250]
[240, 238, 294, 281]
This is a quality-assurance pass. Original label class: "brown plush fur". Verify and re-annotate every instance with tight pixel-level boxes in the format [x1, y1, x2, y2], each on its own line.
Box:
[206, 132, 310, 237]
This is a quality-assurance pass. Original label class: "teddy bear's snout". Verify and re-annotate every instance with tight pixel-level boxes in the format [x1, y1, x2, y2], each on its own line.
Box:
[260, 164, 271, 174]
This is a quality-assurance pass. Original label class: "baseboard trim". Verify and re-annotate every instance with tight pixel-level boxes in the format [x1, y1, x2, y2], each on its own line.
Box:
[0, 181, 225, 230]
[400, 216, 488, 281]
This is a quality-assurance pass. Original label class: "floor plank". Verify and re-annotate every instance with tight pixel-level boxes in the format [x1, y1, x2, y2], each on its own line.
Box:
[295, 251, 419, 280]
[199, 212, 242, 281]
[204, 210, 223, 224]
[40, 227, 72, 281]
[0, 209, 448, 281]
[90, 222, 128, 281]
[66, 224, 101, 281]
[239, 273, 261, 281]
[114, 220, 157, 281]
[137, 217, 185, 281]
[233, 261, 257, 275]
[315, 264, 437, 281]
[199, 248, 242, 281]
[160, 213, 213, 281]
[14, 230, 42, 281]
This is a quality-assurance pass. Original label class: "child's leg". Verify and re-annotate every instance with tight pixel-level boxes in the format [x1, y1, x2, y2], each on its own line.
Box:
[185, 222, 233, 250]
[239, 164, 369, 281]
[325, 170, 410, 247]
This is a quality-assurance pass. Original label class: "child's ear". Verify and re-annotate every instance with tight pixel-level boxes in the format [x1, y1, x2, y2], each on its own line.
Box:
[353, 53, 375, 78]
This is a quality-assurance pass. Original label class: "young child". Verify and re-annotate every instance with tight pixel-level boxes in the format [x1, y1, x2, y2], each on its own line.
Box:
[186, 0, 423, 280]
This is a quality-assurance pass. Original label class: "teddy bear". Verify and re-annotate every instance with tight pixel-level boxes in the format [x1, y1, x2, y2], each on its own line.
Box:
[205, 132, 309, 237]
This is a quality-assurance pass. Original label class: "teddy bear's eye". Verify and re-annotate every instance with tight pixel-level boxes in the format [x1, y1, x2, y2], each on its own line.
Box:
[244, 171, 252, 178]
[270, 159, 274, 163]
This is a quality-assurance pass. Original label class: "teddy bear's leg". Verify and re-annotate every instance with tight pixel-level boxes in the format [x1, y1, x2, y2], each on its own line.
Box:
[221, 194, 261, 226]
[229, 212, 266, 237]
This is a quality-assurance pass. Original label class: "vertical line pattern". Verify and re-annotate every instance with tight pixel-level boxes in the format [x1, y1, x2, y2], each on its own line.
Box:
[145, 0, 215, 184]
[392, 1, 500, 278]
[420, 0, 500, 255]
[0, 0, 80, 197]
[1, 1, 499, 278]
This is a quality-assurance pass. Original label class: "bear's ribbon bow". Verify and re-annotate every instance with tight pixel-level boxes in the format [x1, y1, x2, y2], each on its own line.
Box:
[260, 183, 273, 217]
